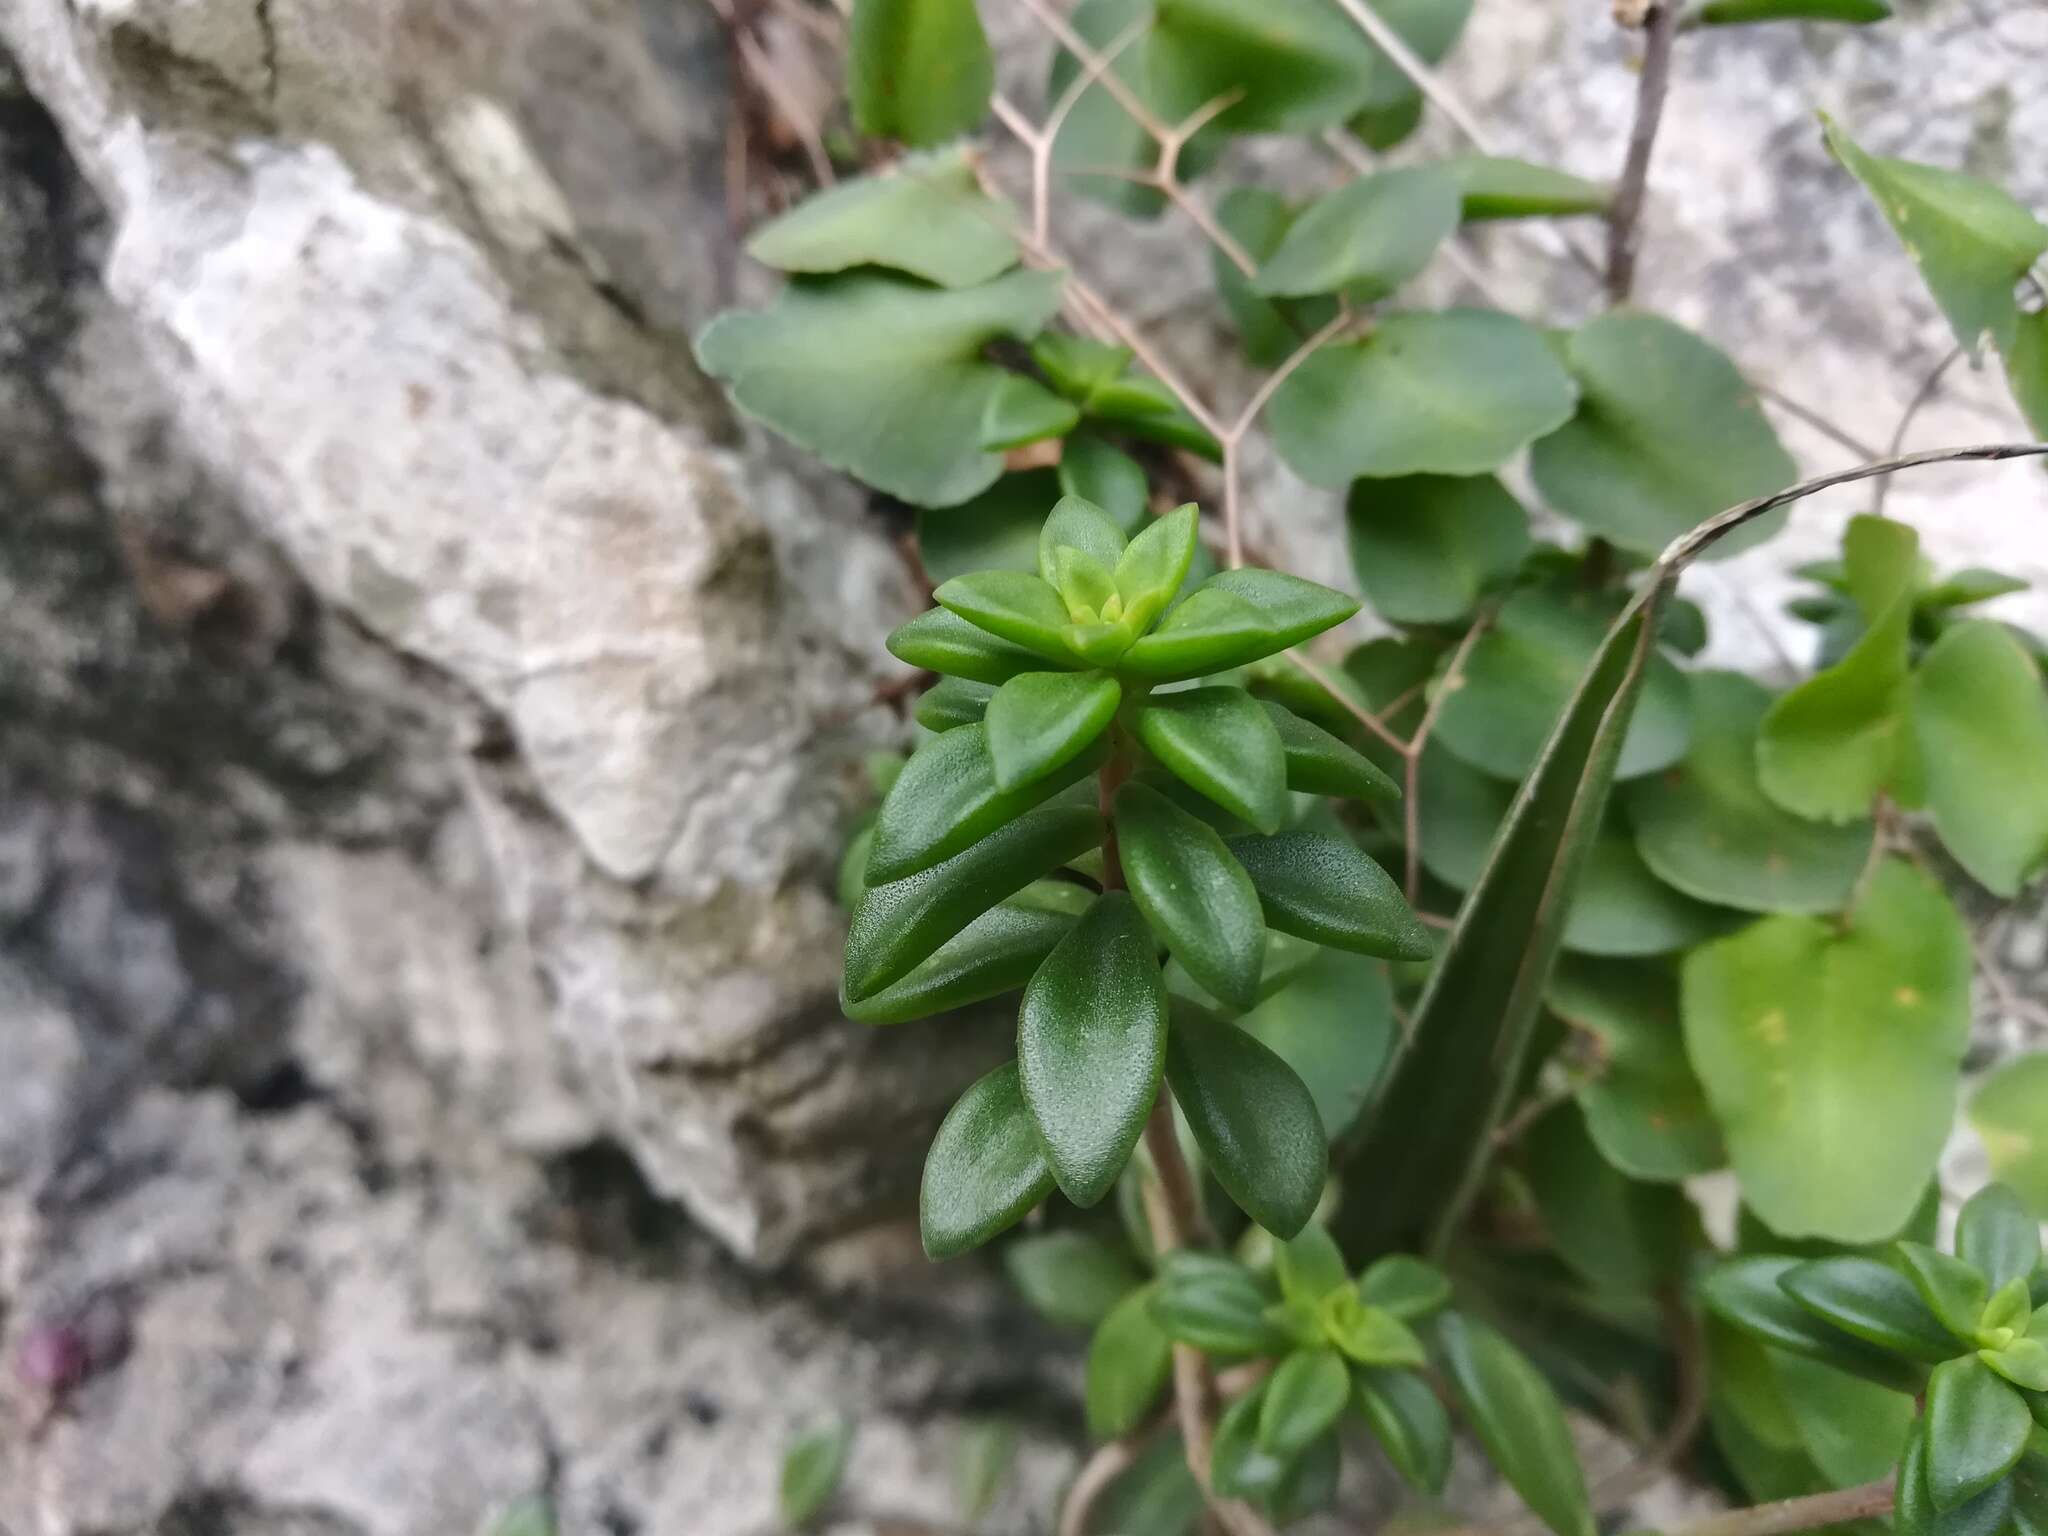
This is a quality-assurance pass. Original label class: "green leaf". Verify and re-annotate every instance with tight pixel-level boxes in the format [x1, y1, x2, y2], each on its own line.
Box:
[1141, 0, 1389, 134]
[1823, 114, 2048, 358]
[920, 1062, 1057, 1259]
[985, 672, 1121, 793]
[1321, 1291, 1427, 1366]
[1697, 1256, 1929, 1393]
[1253, 166, 1462, 301]
[1120, 570, 1358, 682]
[1926, 1355, 2033, 1509]
[1899, 1243, 1994, 1341]
[1344, 0, 1473, 144]
[1550, 957, 1724, 1181]
[1018, 892, 1167, 1207]
[1229, 832, 1433, 960]
[1088, 1284, 1174, 1437]
[846, 887, 1085, 1024]
[1115, 782, 1266, 1013]
[1347, 473, 1531, 626]
[2007, 308, 2048, 444]
[844, 797, 1102, 1003]
[1133, 687, 1290, 834]
[1433, 582, 1691, 784]
[1433, 1313, 1596, 1536]
[1445, 155, 1612, 220]
[1274, 1222, 1349, 1306]
[1983, 1276, 2035, 1336]
[1114, 505, 1202, 633]
[1525, 1106, 1691, 1292]
[1152, 1251, 1290, 1356]
[1528, 311, 1797, 559]
[1259, 1348, 1351, 1456]
[1213, 187, 1340, 367]
[1779, 1257, 1959, 1361]
[887, 606, 1058, 684]
[745, 146, 1016, 286]
[1355, 1368, 1453, 1493]
[846, 0, 993, 147]
[780, 1417, 853, 1527]
[1203, 569, 1362, 650]
[1558, 818, 1741, 958]
[697, 269, 1063, 508]
[1911, 620, 2048, 897]
[1696, 0, 1890, 20]
[1271, 309, 1578, 487]
[868, 724, 1105, 883]
[1682, 858, 1970, 1242]
[1038, 494, 1130, 585]
[935, 570, 1086, 664]
[953, 1420, 1016, 1521]
[1973, 1058, 2048, 1216]
[1210, 1381, 1287, 1500]
[1919, 567, 2031, 612]
[1985, 1339, 2048, 1391]
[1767, 1351, 1915, 1489]
[1237, 950, 1399, 1141]
[1166, 1010, 1327, 1238]
[980, 373, 1081, 451]
[1005, 1229, 1143, 1328]
[1358, 1256, 1453, 1319]
[913, 677, 995, 734]
[1263, 700, 1401, 802]
[1625, 671, 1876, 914]
[1059, 436, 1151, 530]
[1758, 515, 1921, 822]
[1958, 1184, 2043, 1293]
[1897, 1416, 2018, 1536]
[1090, 1432, 1204, 1536]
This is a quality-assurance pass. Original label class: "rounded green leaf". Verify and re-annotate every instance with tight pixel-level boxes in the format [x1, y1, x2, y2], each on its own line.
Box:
[1115, 782, 1266, 1013]
[1133, 686, 1290, 835]
[1213, 186, 1340, 367]
[887, 606, 1059, 684]
[920, 1062, 1056, 1260]
[844, 798, 1102, 1003]
[1320, 1292, 1427, 1366]
[2007, 308, 2048, 447]
[1258, 1347, 1350, 1457]
[1528, 311, 1797, 559]
[1926, 1355, 2033, 1509]
[1236, 950, 1399, 1142]
[1270, 310, 1578, 486]
[1985, 1339, 2048, 1392]
[1005, 1230, 1143, 1328]
[1116, 587, 1271, 682]
[1113, 504, 1201, 633]
[1525, 1106, 1693, 1292]
[1347, 473, 1531, 626]
[1626, 671, 1876, 914]
[1058, 435, 1151, 531]
[1680, 859, 1971, 1242]
[846, 0, 993, 147]
[1444, 154, 1612, 221]
[934, 570, 1084, 663]
[1038, 495, 1131, 586]
[867, 723, 1106, 883]
[745, 146, 1017, 287]
[1767, 1350, 1915, 1490]
[1957, 1184, 2043, 1293]
[1252, 166, 1461, 302]
[1087, 1284, 1174, 1438]
[1262, 700, 1401, 802]
[1358, 1256, 1452, 1320]
[1017, 892, 1167, 1208]
[985, 671, 1121, 792]
[780, 1417, 853, 1528]
[915, 675, 995, 732]
[1432, 1313, 1596, 1536]
[1972, 1058, 2048, 1217]
[1779, 1257, 1960, 1361]
[1211, 1382, 1288, 1502]
[1135, 0, 1389, 135]
[1228, 831, 1433, 960]
[1897, 1416, 2017, 1536]
[1151, 1251, 1290, 1356]
[696, 269, 1063, 508]
[1166, 1010, 1327, 1237]
[845, 888, 1085, 1025]
[981, 373, 1081, 451]
[1560, 824, 1739, 958]
[1899, 1242, 1994, 1342]
[1433, 582, 1691, 783]
[1355, 1367, 1453, 1493]
[1697, 1256, 1929, 1394]
[1275, 1223, 1349, 1306]
[1910, 621, 2048, 897]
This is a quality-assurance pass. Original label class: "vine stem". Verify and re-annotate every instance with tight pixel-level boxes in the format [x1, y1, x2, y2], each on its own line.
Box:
[1671, 1478, 1895, 1536]
[1607, 1, 1681, 302]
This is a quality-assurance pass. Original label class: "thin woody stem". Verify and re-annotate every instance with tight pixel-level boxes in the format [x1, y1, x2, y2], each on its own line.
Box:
[1607, 1, 1681, 302]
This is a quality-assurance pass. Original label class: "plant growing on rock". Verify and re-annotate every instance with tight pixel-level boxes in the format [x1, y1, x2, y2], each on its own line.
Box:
[702, 0, 2048, 1530]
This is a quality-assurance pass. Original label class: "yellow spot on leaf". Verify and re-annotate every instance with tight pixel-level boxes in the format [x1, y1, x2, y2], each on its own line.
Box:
[1894, 986, 1920, 1007]
[1755, 1009, 1788, 1046]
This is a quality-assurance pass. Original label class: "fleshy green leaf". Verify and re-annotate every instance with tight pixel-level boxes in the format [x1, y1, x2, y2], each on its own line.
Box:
[1151, 1251, 1290, 1356]
[1823, 114, 2048, 357]
[1696, 0, 1890, 20]
[1445, 155, 1612, 221]
[1228, 832, 1433, 960]
[697, 270, 1062, 507]
[1911, 620, 2048, 897]
[1038, 495, 1130, 585]
[1433, 582, 1692, 783]
[1528, 311, 1796, 559]
[1768, 1351, 1915, 1489]
[1237, 950, 1399, 1142]
[935, 570, 1086, 664]
[2008, 308, 2048, 444]
[1166, 1010, 1327, 1238]
[846, 0, 993, 147]
[1005, 1229, 1143, 1328]
[1347, 473, 1531, 626]
[1626, 671, 1875, 914]
[844, 798, 1102, 1002]
[1018, 892, 1167, 1207]
[1897, 1416, 2017, 1536]
[1204, 569, 1362, 649]
[985, 671, 1121, 793]
[1972, 1058, 2048, 1217]
[1433, 1313, 1596, 1536]
[1779, 1257, 1959, 1361]
[1088, 1284, 1174, 1437]
[1059, 436, 1151, 530]
[1120, 569, 1358, 682]
[1985, 1339, 2048, 1392]
[981, 373, 1081, 451]
[1358, 1256, 1453, 1319]
[1133, 687, 1290, 834]
[846, 886, 1086, 1024]
[746, 146, 1016, 286]
[1344, 0, 1473, 147]
[1525, 1106, 1692, 1292]
[1899, 1243, 1995, 1341]
[780, 1417, 854, 1527]
[915, 676, 996, 732]
[1681, 858, 1971, 1242]
[1559, 821, 1739, 957]
[1698, 1256, 1929, 1393]
[1263, 700, 1400, 801]
[1926, 1356, 2033, 1509]
[1211, 1381, 1289, 1501]
[1957, 1184, 2043, 1293]
[921, 1061, 1057, 1259]
[1253, 166, 1461, 301]
[1115, 782, 1266, 1013]
[1258, 1348, 1351, 1456]
[1271, 310, 1578, 486]
[1114, 505, 1201, 633]
[1355, 1368, 1453, 1493]
[868, 723, 1105, 883]
[1214, 187, 1340, 367]
[888, 606, 1059, 684]
[1321, 1292, 1427, 1366]
[1274, 1222, 1349, 1306]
